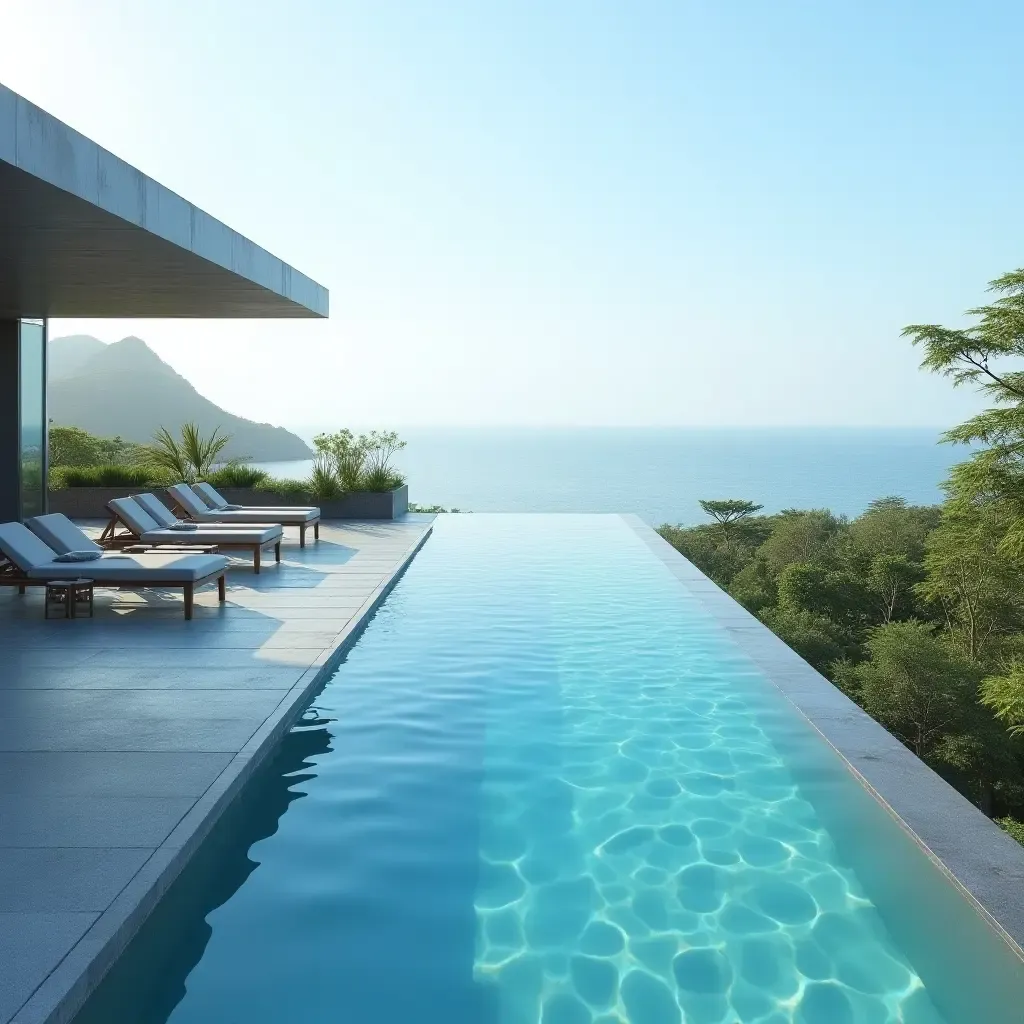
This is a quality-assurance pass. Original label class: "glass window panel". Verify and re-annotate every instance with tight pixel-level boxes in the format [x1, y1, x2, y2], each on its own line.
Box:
[19, 320, 45, 519]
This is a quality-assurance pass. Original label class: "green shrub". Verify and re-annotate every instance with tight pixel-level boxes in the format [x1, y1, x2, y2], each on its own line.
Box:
[361, 466, 405, 492]
[265, 477, 314, 501]
[313, 429, 367, 490]
[308, 455, 342, 501]
[207, 462, 270, 489]
[996, 816, 1024, 846]
[313, 428, 407, 492]
[409, 504, 465, 513]
[60, 464, 168, 487]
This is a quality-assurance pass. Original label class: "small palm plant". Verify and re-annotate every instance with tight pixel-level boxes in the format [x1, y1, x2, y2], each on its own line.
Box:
[150, 423, 231, 483]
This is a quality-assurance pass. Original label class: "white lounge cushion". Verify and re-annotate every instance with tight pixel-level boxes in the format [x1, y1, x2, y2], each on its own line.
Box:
[192, 483, 319, 517]
[133, 493, 183, 528]
[193, 482, 230, 509]
[190, 508, 318, 525]
[168, 484, 318, 525]
[107, 497, 161, 537]
[167, 483, 214, 518]
[141, 526, 281, 545]
[26, 514, 103, 556]
[0, 523, 61, 570]
[113, 496, 281, 544]
[26, 551, 227, 583]
[0, 522, 227, 581]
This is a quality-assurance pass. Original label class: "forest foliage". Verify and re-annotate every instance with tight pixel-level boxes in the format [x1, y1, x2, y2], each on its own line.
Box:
[660, 270, 1024, 841]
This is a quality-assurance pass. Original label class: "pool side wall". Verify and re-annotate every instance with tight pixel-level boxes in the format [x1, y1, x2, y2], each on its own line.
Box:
[624, 516, 1024, 1017]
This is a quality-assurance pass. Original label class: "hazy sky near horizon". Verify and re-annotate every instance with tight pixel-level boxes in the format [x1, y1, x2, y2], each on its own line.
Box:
[4, 1, 1022, 431]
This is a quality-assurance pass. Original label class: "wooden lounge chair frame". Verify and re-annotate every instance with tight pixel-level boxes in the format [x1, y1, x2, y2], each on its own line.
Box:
[0, 555, 226, 620]
[99, 510, 282, 573]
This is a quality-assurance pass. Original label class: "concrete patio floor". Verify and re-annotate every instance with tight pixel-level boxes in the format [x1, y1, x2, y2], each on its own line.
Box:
[0, 517, 433, 1024]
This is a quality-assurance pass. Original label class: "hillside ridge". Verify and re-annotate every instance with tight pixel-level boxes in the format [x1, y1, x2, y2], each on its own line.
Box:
[48, 335, 313, 463]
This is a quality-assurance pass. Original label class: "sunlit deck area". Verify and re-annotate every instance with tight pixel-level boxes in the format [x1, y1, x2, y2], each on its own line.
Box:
[0, 517, 432, 1024]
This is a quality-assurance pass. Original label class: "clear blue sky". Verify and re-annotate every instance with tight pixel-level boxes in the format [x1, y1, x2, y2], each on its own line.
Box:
[4, 1, 1022, 430]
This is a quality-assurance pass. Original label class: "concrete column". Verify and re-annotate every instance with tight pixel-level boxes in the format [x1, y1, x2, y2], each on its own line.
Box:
[0, 318, 19, 522]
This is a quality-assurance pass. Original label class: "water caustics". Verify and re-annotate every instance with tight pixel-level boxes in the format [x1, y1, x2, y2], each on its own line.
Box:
[75, 515, 1023, 1024]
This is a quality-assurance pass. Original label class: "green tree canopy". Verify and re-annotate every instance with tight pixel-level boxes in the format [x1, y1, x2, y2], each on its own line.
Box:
[777, 562, 873, 628]
[48, 424, 144, 468]
[866, 553, 922, 624]
[698, 499, 764, 529]
[917, 503, 1024, 661]
[845, 496, 938, 564]
[759, 604, 857, 674]
[904, 269, 1024, 550]
[850, 620, 982, 759]
[758, 509, 843, 575]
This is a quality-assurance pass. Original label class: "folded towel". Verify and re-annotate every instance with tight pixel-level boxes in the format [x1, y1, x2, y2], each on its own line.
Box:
[169, 522, 199, 531]
[54, 550, 102, 562]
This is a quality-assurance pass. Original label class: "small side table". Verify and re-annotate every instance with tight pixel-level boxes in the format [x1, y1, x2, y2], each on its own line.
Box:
[44, 579, 95, 620]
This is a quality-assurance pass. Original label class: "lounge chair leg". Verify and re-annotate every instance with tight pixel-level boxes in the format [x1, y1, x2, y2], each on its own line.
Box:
[218, 574, 226, 602]
[184, 583, 194, 620]
[275, 541, 281, 562]
[300, 524, 306, 548]
[254, 546, 261, 574]
[314, 521, 319, 541]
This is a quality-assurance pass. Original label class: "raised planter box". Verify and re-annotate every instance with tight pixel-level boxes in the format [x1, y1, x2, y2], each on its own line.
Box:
[48, 487, 142, 521]
[47, 484, 409, 521]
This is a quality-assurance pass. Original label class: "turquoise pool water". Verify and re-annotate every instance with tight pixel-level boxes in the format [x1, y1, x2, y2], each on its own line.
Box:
[75, 515, 1022, 1023]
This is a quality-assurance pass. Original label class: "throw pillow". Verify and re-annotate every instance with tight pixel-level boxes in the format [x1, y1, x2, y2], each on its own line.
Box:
[54, 550, 102, 562]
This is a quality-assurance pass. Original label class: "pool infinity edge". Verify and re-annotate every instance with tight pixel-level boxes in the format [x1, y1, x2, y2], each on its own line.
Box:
[625, 514, 1024, 962]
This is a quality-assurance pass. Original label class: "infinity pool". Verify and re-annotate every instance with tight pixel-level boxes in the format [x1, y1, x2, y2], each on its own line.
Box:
[76, 515, 1023, 1023]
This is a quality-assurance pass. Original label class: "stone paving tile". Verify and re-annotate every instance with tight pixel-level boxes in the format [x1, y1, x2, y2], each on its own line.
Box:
[0, 849, 155, 912]
[0, 715, 267, 753]
[0, 688, 287, 721]
[0, 796, 194, 848]
[70, 647, 322, 669]
[0, 913, 97, 1024]
[2, 667, 304, 691]
[0, 752, 232, 796]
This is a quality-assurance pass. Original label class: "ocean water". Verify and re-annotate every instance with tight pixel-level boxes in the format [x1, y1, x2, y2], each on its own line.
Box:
[75, 516, 1023, 1024]
[254, 427, 962, 523]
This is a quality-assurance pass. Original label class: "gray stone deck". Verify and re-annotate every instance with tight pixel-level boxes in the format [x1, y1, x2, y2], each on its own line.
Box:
[0, 518, 433, 1024]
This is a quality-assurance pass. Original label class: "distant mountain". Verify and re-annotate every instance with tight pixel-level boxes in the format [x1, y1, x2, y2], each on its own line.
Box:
[48, 335, 313, 463]
[49, 335, 108, 380]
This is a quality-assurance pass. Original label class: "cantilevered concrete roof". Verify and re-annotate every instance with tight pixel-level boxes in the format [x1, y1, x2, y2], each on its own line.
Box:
[0, 83, 328, 319]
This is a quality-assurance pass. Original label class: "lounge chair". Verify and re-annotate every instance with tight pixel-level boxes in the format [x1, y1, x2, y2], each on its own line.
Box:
[98, 497, 283, 573]
[1, 521, 227, 619]
[193, 481, 319, 516]
[168, 483, 321, 548]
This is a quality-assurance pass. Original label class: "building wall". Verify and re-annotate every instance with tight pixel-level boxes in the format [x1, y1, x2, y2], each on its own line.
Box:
[0, 319, 18, 522]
